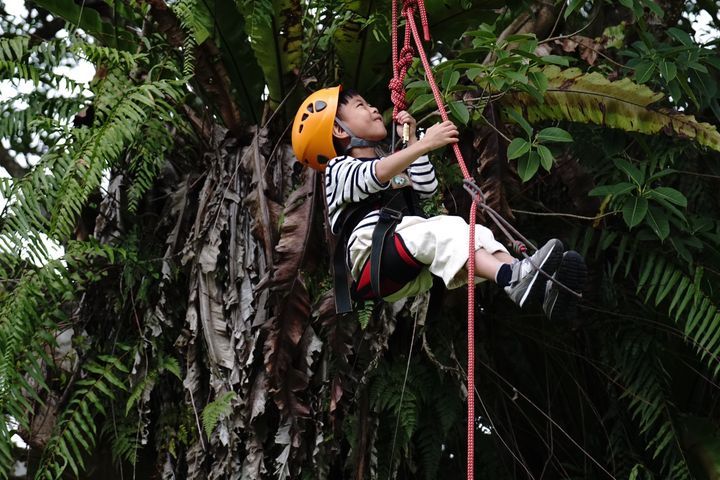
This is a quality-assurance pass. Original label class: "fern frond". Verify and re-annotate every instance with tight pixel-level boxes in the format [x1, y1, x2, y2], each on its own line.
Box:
[415, 417, 442, 480]
[613, 329, 693, 479]
[201, 391, 237, 438]
[170, 0, 215, 77]
[35, 354, 130, 478]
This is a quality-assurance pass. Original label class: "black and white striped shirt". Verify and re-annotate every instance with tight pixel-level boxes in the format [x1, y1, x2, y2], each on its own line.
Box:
[325, 154, 438, 237]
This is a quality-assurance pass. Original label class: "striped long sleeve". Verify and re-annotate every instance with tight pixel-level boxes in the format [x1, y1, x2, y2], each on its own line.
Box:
[325, 154, 439, 237]
[325, 155, 388, 234]
[406, 154, 438, 198]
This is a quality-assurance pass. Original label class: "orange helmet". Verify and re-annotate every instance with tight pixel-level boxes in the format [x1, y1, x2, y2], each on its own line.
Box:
[292, 86, 341, 171]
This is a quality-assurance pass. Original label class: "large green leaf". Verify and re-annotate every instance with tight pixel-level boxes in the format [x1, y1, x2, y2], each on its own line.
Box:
[423, 0, 506, 45]
[501, 65, 720, 152]
[332, 0, 391, 96]
[33, 0, 137, 50]
[209, 0, 266, 123]
[333, 0, 504, 104]
[237, 0, 303, 108]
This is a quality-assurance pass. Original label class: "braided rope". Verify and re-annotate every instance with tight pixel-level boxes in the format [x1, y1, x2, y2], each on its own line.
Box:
[388, 1, 476, 477]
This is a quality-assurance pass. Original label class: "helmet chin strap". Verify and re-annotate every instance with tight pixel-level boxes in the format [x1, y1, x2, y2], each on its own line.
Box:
[334, 118, 379, 153]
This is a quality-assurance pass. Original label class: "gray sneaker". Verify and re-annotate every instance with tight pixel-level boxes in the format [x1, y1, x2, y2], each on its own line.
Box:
[504, 239, 563, 308]
[543, 250, 586, 321]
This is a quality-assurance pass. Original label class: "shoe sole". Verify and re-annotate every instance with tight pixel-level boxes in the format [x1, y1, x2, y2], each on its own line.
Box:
[547, 251, 586, 321]
[519, 243, 563, 307]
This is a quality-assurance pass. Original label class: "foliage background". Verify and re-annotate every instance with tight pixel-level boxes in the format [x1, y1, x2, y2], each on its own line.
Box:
[1, 0, 720, 478]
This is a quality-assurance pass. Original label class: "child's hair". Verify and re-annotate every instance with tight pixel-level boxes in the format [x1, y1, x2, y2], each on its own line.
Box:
[332, 88, 360, 155]
[337, 88, 361, 114]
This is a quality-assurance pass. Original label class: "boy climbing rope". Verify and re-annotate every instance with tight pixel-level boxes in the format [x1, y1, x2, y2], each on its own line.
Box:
[291, 85, 587, 320]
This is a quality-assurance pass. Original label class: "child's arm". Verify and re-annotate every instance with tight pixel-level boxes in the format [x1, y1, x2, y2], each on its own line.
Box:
[407, 155, 438, 198]
[375, 118, 458, 183]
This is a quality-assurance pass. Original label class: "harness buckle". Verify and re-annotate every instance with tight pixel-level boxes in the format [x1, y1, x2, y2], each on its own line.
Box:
[379, 207, 403, 223]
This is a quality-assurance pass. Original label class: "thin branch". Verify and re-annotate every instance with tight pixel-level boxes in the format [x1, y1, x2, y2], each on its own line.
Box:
[479, 112, 513, 143]
[673, 169, 720, 180]
[511, 208, 619, 220]
[544, 1, 565, 42]
[539, 6, 601, 45]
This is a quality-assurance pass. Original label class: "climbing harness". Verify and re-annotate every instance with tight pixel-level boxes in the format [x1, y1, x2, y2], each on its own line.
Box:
[385, 0, 582, 476]
[332, 176, 426, 314]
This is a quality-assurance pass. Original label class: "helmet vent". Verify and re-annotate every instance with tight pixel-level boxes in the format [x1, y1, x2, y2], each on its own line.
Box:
[314, 100, 327, 112]
[301, 113, 309, 121]
[307, 103, 314, 113]
[298, 124, 304, 133]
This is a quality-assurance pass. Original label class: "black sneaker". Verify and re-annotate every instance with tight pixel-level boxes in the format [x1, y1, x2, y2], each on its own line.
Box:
[504, 239, 563, 308]
[543, 250, 586, 321]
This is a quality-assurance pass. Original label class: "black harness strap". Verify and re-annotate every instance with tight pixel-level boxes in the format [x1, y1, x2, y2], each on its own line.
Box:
[333, 243, 354, 314]
[370, 207, 404, 297]
[333, 204, 375, 314]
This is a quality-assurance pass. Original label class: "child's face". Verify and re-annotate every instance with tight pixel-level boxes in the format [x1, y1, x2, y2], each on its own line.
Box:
[335, 95, 387, 143]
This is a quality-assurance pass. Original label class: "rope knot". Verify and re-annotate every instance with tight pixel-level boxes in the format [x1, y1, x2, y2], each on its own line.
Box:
[397, 45, 414, 69]
[401, 0, 430, 41]
[388, 78, 407, 118]
[401, 0, 417, 14]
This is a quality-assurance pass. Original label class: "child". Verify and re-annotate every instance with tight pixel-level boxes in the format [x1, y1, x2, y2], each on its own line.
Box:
[291, 86, 586, 320]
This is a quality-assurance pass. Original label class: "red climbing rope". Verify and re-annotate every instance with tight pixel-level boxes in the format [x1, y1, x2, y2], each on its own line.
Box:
[388, 1, 477, 477]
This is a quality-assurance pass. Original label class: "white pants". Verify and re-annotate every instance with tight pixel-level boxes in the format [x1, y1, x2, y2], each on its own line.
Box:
[348, 215, 509, 298]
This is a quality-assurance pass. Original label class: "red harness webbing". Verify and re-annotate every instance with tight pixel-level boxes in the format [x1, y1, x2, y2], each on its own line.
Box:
[388, 1, 478, 477]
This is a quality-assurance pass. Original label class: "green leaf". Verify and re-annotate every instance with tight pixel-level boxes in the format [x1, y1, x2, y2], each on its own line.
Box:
[241, 0, 302, 107]
[448, 101, 470, 125]
[540, 55, 569, 66]
[646, 206, 670, 240]
[623, 196, 648, 228]
[643, 0, 664, 18]
[564, 0, 585, 18]
[507, 138, 531, 160]
[443, 70, 460, 90]
[667, 27, 694, 46]
[501, 66, 720, 151]
[659, 60, 677, 82]
[33, 0, 136, 50]
[635, 61, 656, 84]
[537, 144, 553, 171]
[614, 157, 646, 186]
[648, 187, 687, 207]
[651, 197, 688, 223]
[528, 70, 548, 93]
[518, 151, 540, 182]
[466, 67, 484, 80]
[537, 127, 573, 143]
[504, 33, 536, 43]
[589, 182, 636, 197]
[410, 94, 435, 113]
[647, 168, 677, 183]
[505, 108, 533, 137]
[504, 69, 528, 84]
